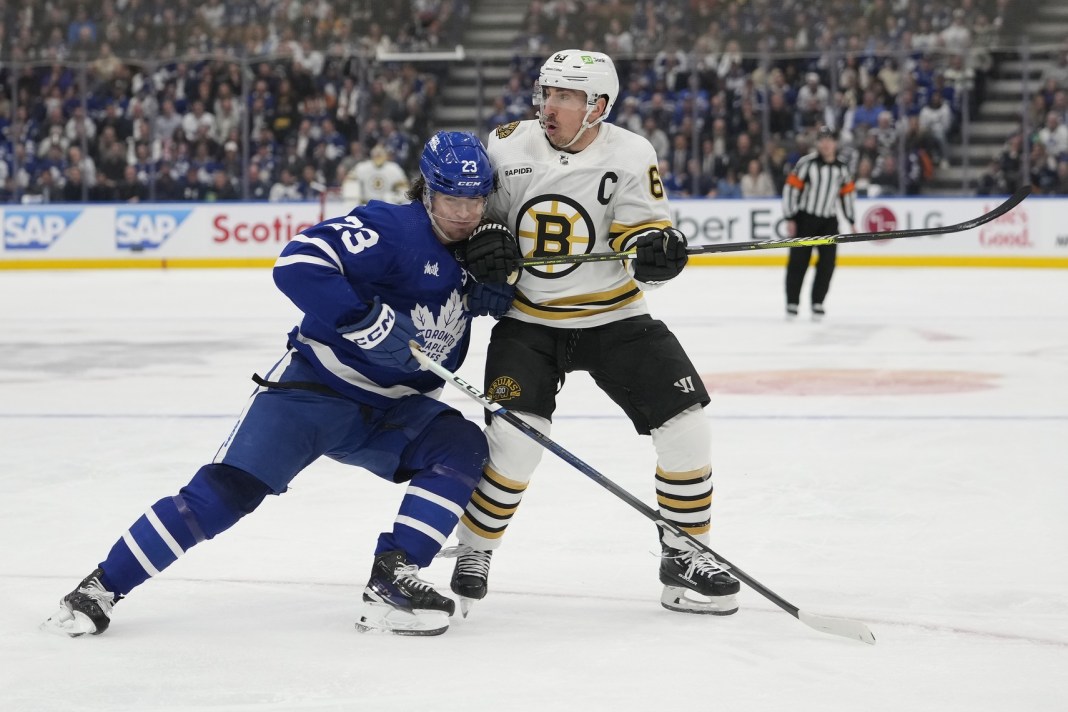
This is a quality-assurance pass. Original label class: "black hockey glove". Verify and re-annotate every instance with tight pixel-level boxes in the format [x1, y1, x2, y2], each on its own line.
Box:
[633, 227, 689, 284]
[465, 280, 515, 319]
[338, 297, 421, 371]
[463, 222, 521, 285]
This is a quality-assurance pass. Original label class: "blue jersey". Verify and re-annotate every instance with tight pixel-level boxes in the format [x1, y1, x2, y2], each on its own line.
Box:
[273, 200, 472, 407]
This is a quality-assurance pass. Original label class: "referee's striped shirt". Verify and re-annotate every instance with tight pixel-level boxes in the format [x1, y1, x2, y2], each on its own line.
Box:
[782, 153, 856, 222]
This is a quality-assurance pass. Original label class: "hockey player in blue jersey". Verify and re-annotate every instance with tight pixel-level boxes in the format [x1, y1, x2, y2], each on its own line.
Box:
[41, 131, 514, 637]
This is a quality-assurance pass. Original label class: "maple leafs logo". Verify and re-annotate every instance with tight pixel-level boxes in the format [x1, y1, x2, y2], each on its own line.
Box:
[410, 290, 467, 363]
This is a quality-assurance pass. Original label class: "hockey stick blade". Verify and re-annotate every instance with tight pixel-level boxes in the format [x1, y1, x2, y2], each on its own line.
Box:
[411, 342, 876, 645]
[517, 186, 1030, 267]
[799, 610, 876, 645]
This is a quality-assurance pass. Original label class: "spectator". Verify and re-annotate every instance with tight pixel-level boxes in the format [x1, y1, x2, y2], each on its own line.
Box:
[640, 116, 670, 158]
[871, 154, 903, 196]
[1036, 111, 1068, 161]
[767, 92, 795, 138]
[246, 162, 273, 201]
[871, 110, 900, 158]
[918, 92, 953, 167]
[997, 133, 1025, 192]
[1053, 159, 1068, 195]
[298, 163, 326, 201]
[23, 170, 60, 204]
[740, 158, 776, 198]
[852, 90, 885, 134]
[268, 166, 303, 202]
[153, 100, 184, 145]
[976, 157, 1010, 196]
[151, 162, 183, 201]
[67, 145, 99, 189]
[181, 100, 217, 143]
[796, 72, 831, 131]
[853, 155, 875, 197]
[62, 165, 88, 202]
[715, 167, 743, 199]
[1029, 142, 1059, 193]
[204, 169, 239, 202]
[940, 9, 971, 54]
[181, 165, 207, 201]
[97, 142, 127, 186]
[114, 164, 148, 202]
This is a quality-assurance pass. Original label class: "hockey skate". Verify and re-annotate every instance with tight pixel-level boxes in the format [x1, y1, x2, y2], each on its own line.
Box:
[443, 545, 492, 618]
[659, 546, 740, 615]
[356, 550, 455, 636]
[40, 568, 119, 637]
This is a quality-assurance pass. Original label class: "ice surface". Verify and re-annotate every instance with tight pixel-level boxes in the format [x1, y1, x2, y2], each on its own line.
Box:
[2, 266, 1066, 711]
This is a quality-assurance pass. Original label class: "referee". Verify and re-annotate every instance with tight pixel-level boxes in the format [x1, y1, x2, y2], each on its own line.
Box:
[781, 125, 856, 320]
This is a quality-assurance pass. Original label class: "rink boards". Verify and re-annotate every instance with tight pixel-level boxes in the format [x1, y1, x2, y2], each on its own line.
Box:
[1, 196, 1066, 269]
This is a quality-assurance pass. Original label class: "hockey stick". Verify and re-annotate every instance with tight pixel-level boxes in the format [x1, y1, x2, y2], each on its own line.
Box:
[411, 343, 876, 645]
[518, 186, 1030, 267]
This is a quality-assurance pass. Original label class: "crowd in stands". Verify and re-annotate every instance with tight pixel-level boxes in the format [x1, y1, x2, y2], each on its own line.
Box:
[2, 0, 1067, 203]
[976, 43, 1068, 195]
[0, 0, 467, 203]
[498, 0, 1037, 198]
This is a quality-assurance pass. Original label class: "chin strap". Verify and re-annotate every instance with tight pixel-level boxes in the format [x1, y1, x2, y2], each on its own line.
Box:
[537, 105, 603, 151]
[422, 187, 465, 244]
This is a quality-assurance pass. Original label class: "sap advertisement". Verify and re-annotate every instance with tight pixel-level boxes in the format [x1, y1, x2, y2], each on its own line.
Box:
[1, 198, 1066, 268]
[0, 203, 321, 265]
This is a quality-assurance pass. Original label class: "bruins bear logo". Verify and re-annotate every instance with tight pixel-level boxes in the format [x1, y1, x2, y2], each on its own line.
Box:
[489, 376, 522, 402]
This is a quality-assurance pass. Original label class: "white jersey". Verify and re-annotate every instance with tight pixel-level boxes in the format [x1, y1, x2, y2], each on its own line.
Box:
[342, 159, 410, 204]
[486, 119, 671, 327]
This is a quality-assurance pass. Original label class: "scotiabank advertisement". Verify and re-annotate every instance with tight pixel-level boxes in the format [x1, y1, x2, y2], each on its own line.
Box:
[1, 197, 1066, 267]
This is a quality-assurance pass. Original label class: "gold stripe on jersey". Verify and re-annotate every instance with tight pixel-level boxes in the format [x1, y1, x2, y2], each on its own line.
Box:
[681, 521, 712, 536]
[482, 465, 530, 494]
[512, 283, 644, 320]
[608, 220, 672, 252]
[655, 463, 712, 533]
[460, 513, 507, 539]
[654, 465, 712, 482]
[657, 493, 714, 511]
[469, 490, 519, 518]
[461, 464, 529, 541]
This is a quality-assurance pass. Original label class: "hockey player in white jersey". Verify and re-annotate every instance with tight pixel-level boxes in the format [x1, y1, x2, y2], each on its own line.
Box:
[450, 49, 741, 616]
[342, 144, 411, 205]
[41, 131, 515, 638]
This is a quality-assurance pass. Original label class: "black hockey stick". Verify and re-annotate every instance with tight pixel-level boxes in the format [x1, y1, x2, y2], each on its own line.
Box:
[518, 186, 1030, 267]
[411, 343, 876, 645]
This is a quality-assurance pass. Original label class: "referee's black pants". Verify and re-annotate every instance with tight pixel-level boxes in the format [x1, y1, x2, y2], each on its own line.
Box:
[785, 212, 839, 307]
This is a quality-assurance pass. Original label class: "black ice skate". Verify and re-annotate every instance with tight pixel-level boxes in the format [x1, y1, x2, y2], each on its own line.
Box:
[659, 546, 740, 615]
[448, 546, 492, 618]
[357, 550, 454, 636]
[40, 568, 120, 637]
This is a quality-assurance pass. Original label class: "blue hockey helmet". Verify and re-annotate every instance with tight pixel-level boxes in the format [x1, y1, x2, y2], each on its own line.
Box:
[419, 131, 495, 198]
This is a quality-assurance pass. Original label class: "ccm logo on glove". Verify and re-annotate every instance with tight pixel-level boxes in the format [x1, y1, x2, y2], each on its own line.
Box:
[347, 303, 397, 348]
[339, 297, 422, 371]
